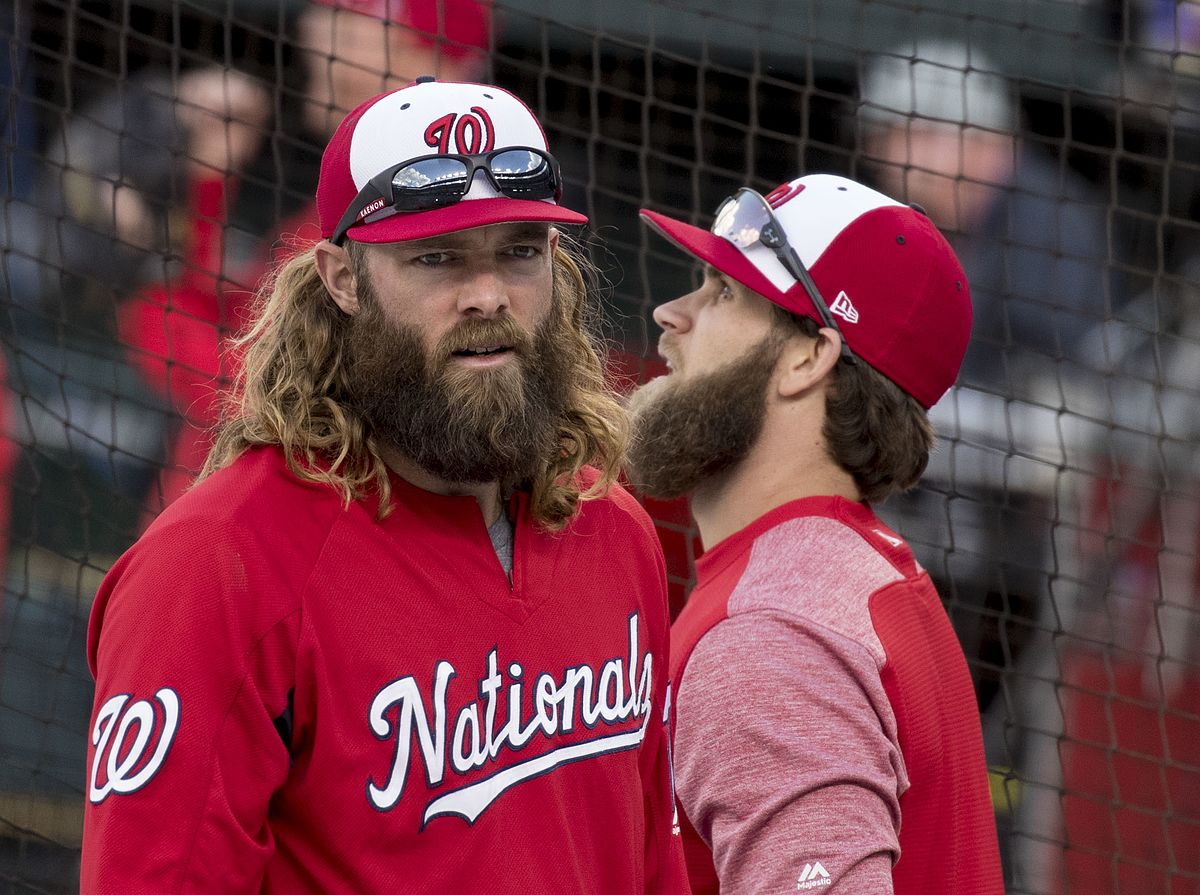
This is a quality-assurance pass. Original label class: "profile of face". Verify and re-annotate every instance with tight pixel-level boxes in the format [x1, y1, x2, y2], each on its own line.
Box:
[339, 223, 576, 486]
[625, 269, 785, 499]
[296, 6, 479, 138]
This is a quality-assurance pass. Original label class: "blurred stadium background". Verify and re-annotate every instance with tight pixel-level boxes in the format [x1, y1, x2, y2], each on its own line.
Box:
[2, 0, 1199, 891]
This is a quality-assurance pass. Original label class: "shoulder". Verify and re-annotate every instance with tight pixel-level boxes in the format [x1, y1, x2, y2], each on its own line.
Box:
[572, 472, 661, 546]
[725, 501, 919, 668]
[157, 446, 341, 526]
[97, 447, 350, 631]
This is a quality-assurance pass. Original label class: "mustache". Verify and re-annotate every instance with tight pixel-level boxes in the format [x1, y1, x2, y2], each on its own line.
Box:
[657, 333, 681, 369]
[435, 314, 533, 359]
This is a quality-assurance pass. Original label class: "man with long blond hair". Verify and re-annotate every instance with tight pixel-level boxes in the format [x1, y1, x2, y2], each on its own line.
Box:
[81, 79, 687, 893]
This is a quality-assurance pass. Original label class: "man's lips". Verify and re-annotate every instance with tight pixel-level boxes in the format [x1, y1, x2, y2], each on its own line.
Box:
[657, 335, 681, 373]
[450, 344, 516, 366]
[452, 345, 513, 357]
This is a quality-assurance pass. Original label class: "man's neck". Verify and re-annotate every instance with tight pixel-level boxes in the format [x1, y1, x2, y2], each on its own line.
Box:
[690, 429, 860, 551]
[379, 445, 504, 526]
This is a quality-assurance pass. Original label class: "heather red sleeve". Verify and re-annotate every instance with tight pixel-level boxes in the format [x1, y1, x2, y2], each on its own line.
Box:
[674, 609, 905, 894]
[82, 518, 299, 894]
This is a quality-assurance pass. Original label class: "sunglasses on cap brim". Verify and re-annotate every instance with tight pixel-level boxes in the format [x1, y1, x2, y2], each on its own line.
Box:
[330, 147, 564, 245]
[712, 187, 856, 364]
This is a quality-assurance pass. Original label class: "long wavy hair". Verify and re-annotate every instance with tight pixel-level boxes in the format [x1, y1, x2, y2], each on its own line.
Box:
[201, 236, 629, 530]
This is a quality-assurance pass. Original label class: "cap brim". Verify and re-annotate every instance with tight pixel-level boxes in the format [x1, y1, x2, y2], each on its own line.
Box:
[638, 209, 793, 308]
[346, 197, 587, 243]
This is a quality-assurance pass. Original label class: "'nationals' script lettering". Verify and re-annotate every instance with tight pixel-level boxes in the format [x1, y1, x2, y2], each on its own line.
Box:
[367, 613, 652, 827]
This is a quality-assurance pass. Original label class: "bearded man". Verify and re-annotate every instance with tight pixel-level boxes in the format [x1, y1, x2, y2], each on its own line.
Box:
[627, 174, 1004, 895]
[81, 79, 687, 893]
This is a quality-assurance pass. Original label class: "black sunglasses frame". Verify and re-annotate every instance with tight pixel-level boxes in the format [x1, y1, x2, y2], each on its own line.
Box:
[714, 188, 856, 364]
[330, 146, 563, 245]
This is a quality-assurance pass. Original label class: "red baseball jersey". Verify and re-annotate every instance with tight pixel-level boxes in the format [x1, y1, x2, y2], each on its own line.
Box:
[83, 446, 688, 893]
[669, 496, 1002, 895]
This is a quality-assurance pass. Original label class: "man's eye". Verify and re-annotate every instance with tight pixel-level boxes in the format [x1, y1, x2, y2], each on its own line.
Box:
[507, 244, 541, 259]
[718, 282, 734, 300]
[414, 252, 452, 267]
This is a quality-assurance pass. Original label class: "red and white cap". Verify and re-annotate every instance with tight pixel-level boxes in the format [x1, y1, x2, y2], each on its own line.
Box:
[317, 79, 587, 243]
[310, 0, 492, 60]
[640, 174, 972, 409]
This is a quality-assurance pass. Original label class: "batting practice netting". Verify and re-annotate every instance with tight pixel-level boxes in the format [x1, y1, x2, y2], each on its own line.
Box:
[2, 0, 1199, 891]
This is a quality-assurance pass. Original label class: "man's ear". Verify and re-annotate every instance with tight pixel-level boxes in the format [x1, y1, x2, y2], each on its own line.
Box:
[313, 240, 360, 316]
[777, 328, 843, 399]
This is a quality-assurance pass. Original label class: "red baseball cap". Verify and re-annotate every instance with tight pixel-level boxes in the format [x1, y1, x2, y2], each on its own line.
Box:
[310, 0, 492, 60]
[317, 79, 587, 243]
[640, 174, 972, 409]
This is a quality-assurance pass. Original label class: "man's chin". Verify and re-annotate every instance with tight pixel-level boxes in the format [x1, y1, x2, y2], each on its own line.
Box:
[627, 374, 674, 416]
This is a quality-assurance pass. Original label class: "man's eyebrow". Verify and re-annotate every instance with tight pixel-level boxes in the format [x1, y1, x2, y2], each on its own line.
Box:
[497, 223, 553, 242]
[400, 223, 551, 252]
[399, 233, 472, 251]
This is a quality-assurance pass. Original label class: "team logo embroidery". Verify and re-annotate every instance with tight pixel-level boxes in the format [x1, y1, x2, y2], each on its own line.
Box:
[367, 613, 652, 828]
[830, 290, 859, 324]
[797, 861, 832, 889]
[88, 688, 180, 804]
[423, 106, 497, 155]
[764, 181, 805, 209]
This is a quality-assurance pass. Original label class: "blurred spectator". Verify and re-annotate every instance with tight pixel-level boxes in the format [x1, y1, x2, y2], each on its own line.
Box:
[118, 0, 492, 512]
[38, 69, 196, 336]
[1049, 255, 1200, 894]
[861, 39, 1115, 394]
[0, 0, 32, 605]
[3, 0, 40, 311]
[1040, 10, 1200, 891]
[858, 37, 1120, 886]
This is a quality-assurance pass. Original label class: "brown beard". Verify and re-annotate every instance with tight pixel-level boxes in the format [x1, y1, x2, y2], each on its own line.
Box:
[344, 284, 572, 488]
[625, 333, 784, 500]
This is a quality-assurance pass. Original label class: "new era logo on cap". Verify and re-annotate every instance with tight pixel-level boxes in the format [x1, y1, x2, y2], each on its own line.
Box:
[830, 291, 859, 324]
[318, 79, 587, 244]
[639, 173, 972, 408]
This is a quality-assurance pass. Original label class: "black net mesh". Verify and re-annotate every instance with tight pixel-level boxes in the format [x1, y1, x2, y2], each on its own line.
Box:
[2, 0, 1199, 891]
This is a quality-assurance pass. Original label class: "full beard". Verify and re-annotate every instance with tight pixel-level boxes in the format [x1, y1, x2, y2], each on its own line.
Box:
[625, 333, 783, 500]
[344, 299, 572, 488]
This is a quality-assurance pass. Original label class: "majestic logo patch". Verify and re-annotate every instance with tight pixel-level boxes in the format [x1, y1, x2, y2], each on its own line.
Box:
[797, 861, 832, 889]
[89, 688, 180, 804]
[367, 613, 652, 828]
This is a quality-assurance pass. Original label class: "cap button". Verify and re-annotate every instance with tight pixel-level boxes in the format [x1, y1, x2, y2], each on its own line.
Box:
[415, 75, 436, 84]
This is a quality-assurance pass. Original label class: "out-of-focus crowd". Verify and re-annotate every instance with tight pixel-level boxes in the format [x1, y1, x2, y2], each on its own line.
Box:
[2, 0, 1199, 891]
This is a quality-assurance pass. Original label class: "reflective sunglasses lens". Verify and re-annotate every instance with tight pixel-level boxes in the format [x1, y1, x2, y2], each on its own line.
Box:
[391, 157, 471, 210]
[711, 191, 770, 248]
[489, 149, 558, 199]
